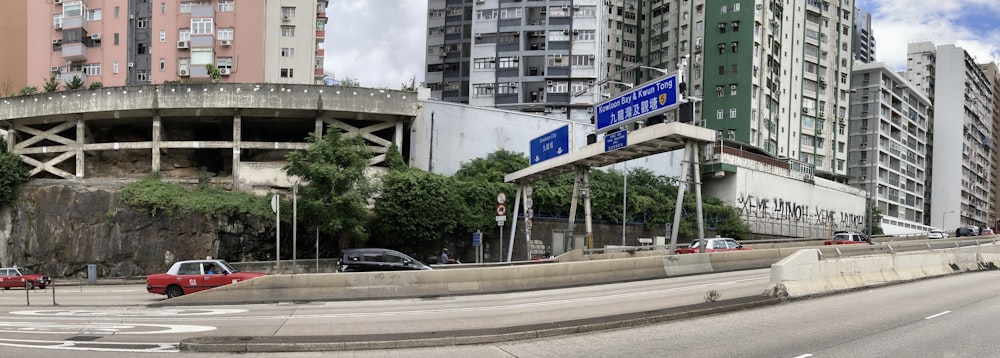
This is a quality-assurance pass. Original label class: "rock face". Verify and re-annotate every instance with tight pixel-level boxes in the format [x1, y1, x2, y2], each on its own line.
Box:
[0, 183, 274, 278]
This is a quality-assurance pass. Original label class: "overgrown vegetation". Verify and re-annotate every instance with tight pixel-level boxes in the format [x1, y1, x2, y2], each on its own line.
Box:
[0, 136, 30, 205]
[64, 75, 85, 90]
[43, 76, 60, 92]
[120, 174, 272, 219]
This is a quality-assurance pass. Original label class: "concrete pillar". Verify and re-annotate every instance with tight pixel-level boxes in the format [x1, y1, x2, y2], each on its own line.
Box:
[75, 118, 84, 178]
[232, 112, 241, 191]
[152, 115, 161, 173]
[394, 119, 403, 149]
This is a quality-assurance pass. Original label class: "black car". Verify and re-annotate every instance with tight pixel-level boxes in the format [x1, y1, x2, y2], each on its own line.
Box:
[338, 248, 433, 272]
[955, 227, 978, 237]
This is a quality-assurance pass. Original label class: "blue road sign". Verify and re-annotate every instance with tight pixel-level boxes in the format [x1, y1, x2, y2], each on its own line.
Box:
[472, 232, 482, 246]
[529, 125, 570, 165]
[595, 73, 679, 133]
[605, 130, 628, 152]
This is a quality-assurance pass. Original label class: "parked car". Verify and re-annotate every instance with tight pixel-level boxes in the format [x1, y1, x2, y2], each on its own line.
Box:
[927, 230, 948, 239]
[674, 237, 750, 254]
[0, 266, 51, 290]
[981, 227, 994, 236]
[824, 231, 871, 245]
[338, 248, 433, 272]
[955, 227, 979, 237]
[146, 259, 266, 299]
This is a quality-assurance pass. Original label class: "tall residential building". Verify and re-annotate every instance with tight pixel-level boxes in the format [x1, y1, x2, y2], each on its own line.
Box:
[426, 0, 856, 179]
[852, 6, 874, 63]
[19, 0, 327, 90]
[682, 0, 855, 178]
[906, 42, 995, 230]
[979, 63, 1000, 229]
[849, 62, 932, 234]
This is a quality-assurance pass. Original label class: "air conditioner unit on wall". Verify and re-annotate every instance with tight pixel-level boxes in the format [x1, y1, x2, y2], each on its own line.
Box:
[54, 0, 63, 4]
[282, 15, 290, 21]
[91, 33, 101, 40]
[179, 69, 189, 76]
[50, 66, 60, 72]
[177, 40, 189, 49]
[220, 40, 231, 46]
[219, 68, 230, 75]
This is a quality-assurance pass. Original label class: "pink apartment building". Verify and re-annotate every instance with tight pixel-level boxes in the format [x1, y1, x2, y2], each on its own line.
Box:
[5, 0, 326, 91]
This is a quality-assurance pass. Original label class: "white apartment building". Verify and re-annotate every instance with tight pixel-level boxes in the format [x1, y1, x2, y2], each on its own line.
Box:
[906, 42, 995, 230]
[850, 62, 933, 235]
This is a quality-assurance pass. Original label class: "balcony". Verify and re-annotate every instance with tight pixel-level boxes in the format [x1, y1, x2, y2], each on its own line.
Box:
[189, 35, 216, 48]
[61, 42, 88, 62]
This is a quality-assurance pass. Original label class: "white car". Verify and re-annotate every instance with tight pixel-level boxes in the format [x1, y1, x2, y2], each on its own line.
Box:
[927, 230, 948, 239]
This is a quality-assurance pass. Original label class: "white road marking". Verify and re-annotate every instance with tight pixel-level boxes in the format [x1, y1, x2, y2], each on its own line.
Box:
[0, 338, 178, 353]
[12, 308, 246, 317]
[925, 311, 951, 320]
[0, 321, 216, 334]
[792, 354, 813, 358]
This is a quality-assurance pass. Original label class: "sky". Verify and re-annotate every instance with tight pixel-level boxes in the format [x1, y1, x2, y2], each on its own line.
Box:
[322, 1, 1000, 89]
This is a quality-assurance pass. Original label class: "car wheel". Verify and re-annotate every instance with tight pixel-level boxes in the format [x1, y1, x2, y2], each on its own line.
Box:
[165, 285, 184, 298]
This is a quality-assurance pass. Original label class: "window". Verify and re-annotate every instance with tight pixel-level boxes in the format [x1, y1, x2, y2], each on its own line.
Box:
[136, 70, 149, 82]
[281, 26, 295, 37]
[114, 33, 119, 45]
[730, 84, 737, 96]
[114, 5, 119, 18]
[180, 1, 210, 13]
[721, 5, 727, 14]
[717, 109, 724, 119]
[63, 1, 83, 17]
[473, 83, 495, 96]
[281, 68, 294, 78]
[474, 57, 495, 69]
[53, 14, 63, 28]
[159, 58, 165, 71]
[730, 108, 737, 118]
[281, 7, 296, 18]
[159, 30, 166, 42]
[280, 48, 294, 57]
[718, 66, 725, 75]
[217, 57, 233, 70]
[113, 61, 119, 74]
[83, 64, 101, 76]
[718, 43, 725, 54]
[161, 2, 166, 14]
[718, 23, 727, 33]
[217, 28, 234, 40]
[218, 0, 234, 12]
[732, 21, 740, 32]
[731, 42, 739, 52]
[716, 85, 724, 97]
[734, 3, 740, 12]
[86, 9, 102, 21]
[191, 18, 213, 35]
[137, 17, 148, 28]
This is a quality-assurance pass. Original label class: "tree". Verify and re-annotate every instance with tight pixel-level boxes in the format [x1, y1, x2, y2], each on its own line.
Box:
[0, 136, 29, 206]
[64, 75, 85, 90]
[43, 76, 60, 92]
[400, 76, 419, 91]
[452, 149, 529, 183]
[284, 125, 374, 247]
[205, 64, 222, 83]
[88, 82, 104, 89]
[340, 77, 361, 87]
[373, 169, 466, 245]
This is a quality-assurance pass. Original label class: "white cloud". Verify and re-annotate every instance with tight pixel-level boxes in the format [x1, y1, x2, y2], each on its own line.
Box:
[863, 0, 1000, 70]
[323, 2, 428, 89]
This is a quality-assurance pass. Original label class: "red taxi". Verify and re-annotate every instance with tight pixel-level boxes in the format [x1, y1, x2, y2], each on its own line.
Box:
[674, 237, 750, 254]
[0, 266, 52, 290]
[146, 259, 265, 298]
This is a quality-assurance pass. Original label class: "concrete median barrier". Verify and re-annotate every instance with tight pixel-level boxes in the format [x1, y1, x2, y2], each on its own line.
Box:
[767, 243, 1000, 298]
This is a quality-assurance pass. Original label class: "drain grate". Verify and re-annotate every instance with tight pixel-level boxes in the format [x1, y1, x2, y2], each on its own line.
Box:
[66, 336, 102, 342]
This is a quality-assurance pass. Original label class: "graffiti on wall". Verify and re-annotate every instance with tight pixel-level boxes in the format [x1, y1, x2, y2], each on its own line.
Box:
[736, 193, 865, 227]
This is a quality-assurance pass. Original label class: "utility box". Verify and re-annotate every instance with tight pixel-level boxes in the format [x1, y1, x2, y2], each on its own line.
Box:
[87, 264, 97, 284]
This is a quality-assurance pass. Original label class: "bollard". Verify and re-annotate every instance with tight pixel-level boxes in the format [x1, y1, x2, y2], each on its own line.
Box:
[87, 264, 97, 284]
[24, 282, 29, 306]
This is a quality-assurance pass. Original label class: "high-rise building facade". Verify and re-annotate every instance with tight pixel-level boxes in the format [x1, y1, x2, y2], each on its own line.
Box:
[426, 0, 856, 180]
[849, 62, 932, 233]
[906, 42, 996, 230]
[852, 6, 874, 63]
[20, 0, 327, 90]
[0, 1, 29, 95]
[979, 63, 1000, 229]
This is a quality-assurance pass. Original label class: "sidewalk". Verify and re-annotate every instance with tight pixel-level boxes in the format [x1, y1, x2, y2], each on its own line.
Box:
[179, 295, 782, 353]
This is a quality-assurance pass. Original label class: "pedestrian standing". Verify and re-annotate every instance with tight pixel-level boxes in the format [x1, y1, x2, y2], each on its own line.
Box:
[439, 248, 449, 264]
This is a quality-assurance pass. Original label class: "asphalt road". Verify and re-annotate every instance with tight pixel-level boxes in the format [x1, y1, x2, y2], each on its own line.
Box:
[1, 269, 998, 357]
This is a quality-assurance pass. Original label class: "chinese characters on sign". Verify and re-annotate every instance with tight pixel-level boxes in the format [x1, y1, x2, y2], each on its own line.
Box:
[595, 74, 679, 133]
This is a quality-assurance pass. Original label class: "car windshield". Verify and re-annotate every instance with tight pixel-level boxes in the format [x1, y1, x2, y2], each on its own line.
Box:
[217, 260, 239, 273]
[833, 234, 850, 240]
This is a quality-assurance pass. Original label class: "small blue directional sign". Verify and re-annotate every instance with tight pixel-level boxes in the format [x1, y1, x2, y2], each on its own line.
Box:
[605, 130, 628, 152]
[530, 125, 570, 165]
[595, 73, 680, 133]
[472, 232, 482, 246]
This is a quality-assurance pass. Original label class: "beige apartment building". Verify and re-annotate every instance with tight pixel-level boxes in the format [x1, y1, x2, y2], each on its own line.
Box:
[5, 0, 326, 91]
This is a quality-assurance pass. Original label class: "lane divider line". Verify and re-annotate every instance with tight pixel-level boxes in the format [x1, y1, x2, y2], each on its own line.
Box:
[925, 311, 951, 320]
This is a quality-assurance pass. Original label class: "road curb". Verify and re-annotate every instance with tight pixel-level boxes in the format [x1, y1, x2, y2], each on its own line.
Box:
[179, 295, 782, 352]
